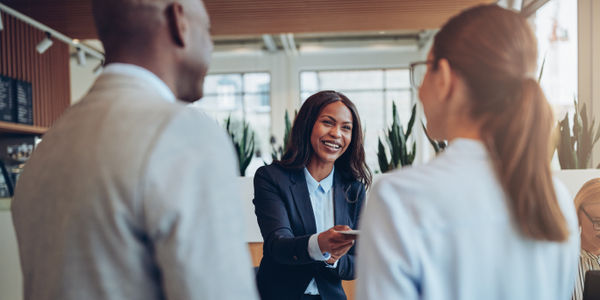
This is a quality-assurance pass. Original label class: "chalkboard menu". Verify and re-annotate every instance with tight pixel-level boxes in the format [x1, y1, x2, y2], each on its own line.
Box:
[0, 76, 14, 122]
[0, 75, 34, 125]
[14, 80, 33, 125]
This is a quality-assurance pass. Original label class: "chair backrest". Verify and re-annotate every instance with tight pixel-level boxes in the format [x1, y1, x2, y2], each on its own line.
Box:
[583, 270, 600, 300]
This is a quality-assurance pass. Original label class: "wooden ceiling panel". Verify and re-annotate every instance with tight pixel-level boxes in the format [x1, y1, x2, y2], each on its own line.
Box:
[204, 0, 496, 35]
[2, 0, 495, 39]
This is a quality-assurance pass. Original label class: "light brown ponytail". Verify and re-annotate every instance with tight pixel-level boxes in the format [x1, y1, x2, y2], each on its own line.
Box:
[433, 4, 568, 241]
[482, 78, 568, 241]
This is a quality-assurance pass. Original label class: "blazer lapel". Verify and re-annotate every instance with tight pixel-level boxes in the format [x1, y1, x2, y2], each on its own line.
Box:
[289, 169, 317, 234]
[334, 172, 349, 226]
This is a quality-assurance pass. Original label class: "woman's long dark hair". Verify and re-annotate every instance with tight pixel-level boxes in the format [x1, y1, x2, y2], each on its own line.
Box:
[432, 4, 567, 241]
[276, 90, 372, 189]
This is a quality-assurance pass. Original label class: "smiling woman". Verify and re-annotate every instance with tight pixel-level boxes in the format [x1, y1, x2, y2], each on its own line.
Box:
[251, 90, 371, 300]
[278, 91, 371, 188]
[573, 178, 600, 300]
[310, 101, 352, 168]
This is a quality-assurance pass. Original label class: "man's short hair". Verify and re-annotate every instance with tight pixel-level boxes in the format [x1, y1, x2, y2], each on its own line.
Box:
[91, 0, 169, 48]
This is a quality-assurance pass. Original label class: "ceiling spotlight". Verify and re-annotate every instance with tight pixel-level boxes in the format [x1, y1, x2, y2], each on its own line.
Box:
[36, 32, 53, 54]
[76, 47, 86, 66]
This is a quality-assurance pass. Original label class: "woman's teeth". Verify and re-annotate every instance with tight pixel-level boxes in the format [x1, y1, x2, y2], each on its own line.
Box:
[323, 141, 341, 149]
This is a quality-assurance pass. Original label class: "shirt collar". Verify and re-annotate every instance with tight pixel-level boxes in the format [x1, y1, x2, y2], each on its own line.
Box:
[303, 166, 334, 194]
[102, 63, 176, 103]
[446, 138, 488, 158]
[582, 249, 600, 261]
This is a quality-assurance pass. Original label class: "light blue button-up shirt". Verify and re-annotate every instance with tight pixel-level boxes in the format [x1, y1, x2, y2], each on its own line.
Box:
[304, 167, 336, 295]
[357, 138, 580, 300]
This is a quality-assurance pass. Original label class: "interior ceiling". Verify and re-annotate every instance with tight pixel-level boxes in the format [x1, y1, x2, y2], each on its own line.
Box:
[211, 30, 423, 49]
[3, 0, 496, 40]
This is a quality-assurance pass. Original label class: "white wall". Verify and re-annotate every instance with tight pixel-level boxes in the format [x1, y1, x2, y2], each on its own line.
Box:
[70, 56, 101, 104]
[578, 0, 600, 167]
[0, 209, 22, 300]
[70, 40, 104, 104]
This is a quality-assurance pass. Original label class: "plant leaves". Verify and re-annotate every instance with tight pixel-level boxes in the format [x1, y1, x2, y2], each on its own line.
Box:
[224, 115, 256, 175]
[556, 98, 600, 169]
[538, 53, 546, 83]
[405, 104, 416, 138]
[377, 101, 418, 172]
[377, 138, 390, 173]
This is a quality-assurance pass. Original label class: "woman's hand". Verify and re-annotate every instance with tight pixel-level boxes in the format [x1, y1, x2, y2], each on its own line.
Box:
[326, 241, 354, 264]
[318, 225, 356, 261]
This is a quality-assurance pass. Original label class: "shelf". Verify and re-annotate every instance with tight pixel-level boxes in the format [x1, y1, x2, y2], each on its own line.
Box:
[0, 121, 47, 135]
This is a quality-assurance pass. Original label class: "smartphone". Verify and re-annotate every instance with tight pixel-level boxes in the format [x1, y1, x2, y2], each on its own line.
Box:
[335, 229, 360, 236]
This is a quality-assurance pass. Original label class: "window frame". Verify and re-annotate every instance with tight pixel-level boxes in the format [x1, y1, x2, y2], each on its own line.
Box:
[299, 67, 414, 126]
[201, 71, 272, 123]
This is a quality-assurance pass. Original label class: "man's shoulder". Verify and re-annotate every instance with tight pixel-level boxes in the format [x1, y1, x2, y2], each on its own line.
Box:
[147, 106, 235, 168]
[161, 106, 228, 144]
[77, 80, 224, 138]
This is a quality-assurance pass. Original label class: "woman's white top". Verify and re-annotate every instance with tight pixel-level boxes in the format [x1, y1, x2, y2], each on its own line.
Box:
[357, 138, 580, 300]
[572, 249, 600, 300]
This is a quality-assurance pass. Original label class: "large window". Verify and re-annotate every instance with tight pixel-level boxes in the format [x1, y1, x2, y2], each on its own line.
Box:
[532, 0, 577, 119]
[193, 72, 271, 174]
[300, 69, 413, 170]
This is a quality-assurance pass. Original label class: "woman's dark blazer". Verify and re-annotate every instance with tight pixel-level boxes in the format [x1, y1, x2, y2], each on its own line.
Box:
[252, 163, 366, 300]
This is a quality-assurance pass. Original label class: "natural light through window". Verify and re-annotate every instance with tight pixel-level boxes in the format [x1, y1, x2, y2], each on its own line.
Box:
[532, 0, 577, 119]
[193, 72, 271, 175]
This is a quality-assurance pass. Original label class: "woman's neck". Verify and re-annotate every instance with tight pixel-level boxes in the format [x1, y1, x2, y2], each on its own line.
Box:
[447, 131, 482, 142]
[445, 120, 483, 142]
[306, 159, 334, 182]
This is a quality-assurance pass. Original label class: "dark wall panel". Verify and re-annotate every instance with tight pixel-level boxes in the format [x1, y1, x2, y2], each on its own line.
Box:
[0, 11, 70, 128]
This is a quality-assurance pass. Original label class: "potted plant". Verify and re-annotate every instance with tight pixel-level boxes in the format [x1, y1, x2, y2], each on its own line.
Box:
[225, 115, 256, 176]
[556, 99, 600, 169]
[377, 103, 416, 173]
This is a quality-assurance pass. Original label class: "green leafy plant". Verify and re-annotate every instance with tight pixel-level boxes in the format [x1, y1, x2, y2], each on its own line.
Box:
[422, 122, 447, 154]
[270, 110, 294, 162]
[377, 103, 416, 173]
[556, 99, 600, 169]
[225, 115, 255, 176]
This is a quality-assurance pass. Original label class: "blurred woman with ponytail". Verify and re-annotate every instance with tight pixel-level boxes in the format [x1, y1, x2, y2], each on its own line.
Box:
[357, 4, 579, 300]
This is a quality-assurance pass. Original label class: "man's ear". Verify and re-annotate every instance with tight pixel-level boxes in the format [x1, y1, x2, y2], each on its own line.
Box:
[166, 2, 187, 47]
[435, 58, 453, 102]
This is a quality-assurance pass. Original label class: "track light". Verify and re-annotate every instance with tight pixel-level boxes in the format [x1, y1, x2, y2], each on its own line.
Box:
[36, 32, 53, 54]
[93, 60, 104, 76]
[0, 2, 104, 74]
[76, 47, 86, 66]
[279, 33, 298, 56]
[262, 34, 277, 52]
